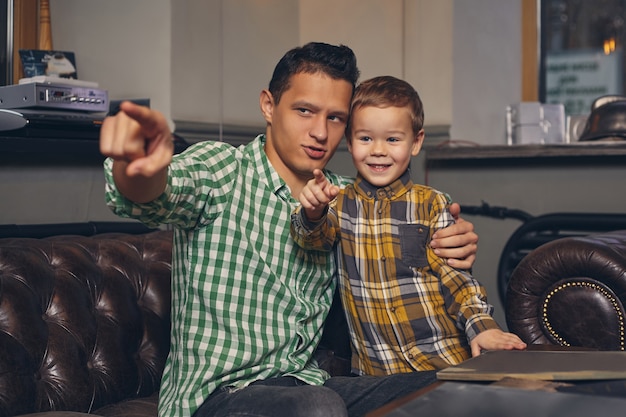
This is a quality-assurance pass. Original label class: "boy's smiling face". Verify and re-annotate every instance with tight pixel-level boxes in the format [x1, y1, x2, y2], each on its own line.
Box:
[348, 105, 424, 187]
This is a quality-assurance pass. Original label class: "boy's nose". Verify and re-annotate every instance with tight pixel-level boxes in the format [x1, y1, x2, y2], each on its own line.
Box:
[372, 141, 387, 155]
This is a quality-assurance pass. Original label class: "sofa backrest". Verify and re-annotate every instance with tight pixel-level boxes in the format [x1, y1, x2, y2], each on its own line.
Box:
[0, 230, 173, 416]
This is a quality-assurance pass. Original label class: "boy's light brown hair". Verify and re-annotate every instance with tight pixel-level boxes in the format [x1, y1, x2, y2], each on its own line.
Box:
[346, 75, 424, 140]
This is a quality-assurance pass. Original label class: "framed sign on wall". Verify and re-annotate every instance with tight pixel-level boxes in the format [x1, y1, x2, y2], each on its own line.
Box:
[539, 0, 626, 117]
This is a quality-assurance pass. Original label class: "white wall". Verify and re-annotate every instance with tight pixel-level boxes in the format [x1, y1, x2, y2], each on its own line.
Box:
[170, 0, 300, 126]
[50, 0, 173, 119]
[48, 0, 509, 141]
[50, 0, 458, 129]
[299, 0, 453, 126]
[451, 0, 521, 145]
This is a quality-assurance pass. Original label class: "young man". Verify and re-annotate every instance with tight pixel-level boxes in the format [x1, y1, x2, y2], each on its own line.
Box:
[291, 76, 526, 377]
[100, 43, 478, 417]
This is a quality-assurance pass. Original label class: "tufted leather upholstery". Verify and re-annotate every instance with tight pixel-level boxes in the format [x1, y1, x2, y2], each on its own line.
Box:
[0, 226, 352, 417]
[0, 230, 173, 417]
[506, 230, 626, 351]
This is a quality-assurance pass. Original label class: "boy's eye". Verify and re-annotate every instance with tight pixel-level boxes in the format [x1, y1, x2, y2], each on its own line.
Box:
[359, 136, 372, 142]
[388, 137, 400, 142]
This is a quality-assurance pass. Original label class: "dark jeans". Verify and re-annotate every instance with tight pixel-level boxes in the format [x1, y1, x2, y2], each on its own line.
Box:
[193, 371, 438, 417]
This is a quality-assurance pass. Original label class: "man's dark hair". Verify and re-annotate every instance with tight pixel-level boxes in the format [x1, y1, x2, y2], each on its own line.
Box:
[268, 42, 360, 104]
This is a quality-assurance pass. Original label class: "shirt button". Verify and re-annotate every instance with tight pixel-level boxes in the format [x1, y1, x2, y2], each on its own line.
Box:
[381, 256, 386, 262]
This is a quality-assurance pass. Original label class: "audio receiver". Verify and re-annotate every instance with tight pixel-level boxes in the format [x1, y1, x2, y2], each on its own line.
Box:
[0, 82, 108, 112]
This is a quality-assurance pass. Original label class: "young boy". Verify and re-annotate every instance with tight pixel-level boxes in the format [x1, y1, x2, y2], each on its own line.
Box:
[291, 75, 526, 376]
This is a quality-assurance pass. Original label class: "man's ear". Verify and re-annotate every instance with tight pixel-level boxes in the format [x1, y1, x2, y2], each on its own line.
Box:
[260, 89, 274, 124]
[411, 129, 425, 156]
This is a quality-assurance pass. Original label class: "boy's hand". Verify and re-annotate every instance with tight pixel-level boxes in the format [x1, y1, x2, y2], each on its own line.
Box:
[299, 169, 340, 221]
[470, 329, 527, 357]
[431, 202, 478, 269]
[100, 100, 174, 178]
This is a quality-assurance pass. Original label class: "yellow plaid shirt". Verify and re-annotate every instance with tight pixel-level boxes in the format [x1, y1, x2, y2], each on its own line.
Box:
[291, 171, 499, 376]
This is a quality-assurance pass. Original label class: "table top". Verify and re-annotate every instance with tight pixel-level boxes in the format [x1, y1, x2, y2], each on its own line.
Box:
[366, 346, 626, 417]
[366, 379, 626, 417]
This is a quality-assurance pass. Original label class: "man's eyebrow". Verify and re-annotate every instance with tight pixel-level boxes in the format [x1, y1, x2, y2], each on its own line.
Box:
[292, 100, 318, 110]
[292, 101, 349, 119]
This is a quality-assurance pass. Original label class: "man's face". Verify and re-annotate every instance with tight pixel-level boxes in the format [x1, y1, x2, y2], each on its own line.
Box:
[261, 72, 353, 193]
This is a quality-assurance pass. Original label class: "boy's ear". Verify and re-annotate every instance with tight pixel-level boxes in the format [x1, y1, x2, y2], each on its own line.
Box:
[260, 89, 274, 123]
[411, 129, 425, 156]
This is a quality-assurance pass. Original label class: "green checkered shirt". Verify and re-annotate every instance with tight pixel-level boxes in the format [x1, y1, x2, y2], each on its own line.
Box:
[104, 135, 350, 417]
[291, 171, 499, 376]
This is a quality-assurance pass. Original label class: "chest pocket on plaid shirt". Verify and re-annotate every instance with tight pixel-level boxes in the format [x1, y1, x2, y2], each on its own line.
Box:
[399, 224, 429, 268]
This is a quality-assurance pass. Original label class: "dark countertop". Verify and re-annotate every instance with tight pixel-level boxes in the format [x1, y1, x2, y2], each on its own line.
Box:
[0, 132, 189, 156]
[425, 141, 626, 161]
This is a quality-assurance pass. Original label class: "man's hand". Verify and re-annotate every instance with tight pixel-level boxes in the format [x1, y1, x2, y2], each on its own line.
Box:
[100, 101, 174, 178]
[100, 101, 174, 203]
[470, 329, 527, 357]
[430, 202, 478, 269]
[299, 169, 339, 221]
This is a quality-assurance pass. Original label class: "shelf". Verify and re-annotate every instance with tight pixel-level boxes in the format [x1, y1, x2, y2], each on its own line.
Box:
[0, 135, 102, 155]
[0, 133, 189, 157]
[425, 141, 626, 164]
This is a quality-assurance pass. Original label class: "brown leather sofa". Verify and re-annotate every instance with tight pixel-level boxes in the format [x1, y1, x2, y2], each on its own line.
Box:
[0, 223, 351, 417]
[506, 230, 626, 351]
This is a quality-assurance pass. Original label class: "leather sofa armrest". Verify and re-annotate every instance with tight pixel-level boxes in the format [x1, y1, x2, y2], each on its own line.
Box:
[506, 230, 626, 350]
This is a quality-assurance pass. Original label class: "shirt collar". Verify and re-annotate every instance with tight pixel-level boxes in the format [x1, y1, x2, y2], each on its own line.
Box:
[243, 134, 297, 204]
[354, 170, 413, 200]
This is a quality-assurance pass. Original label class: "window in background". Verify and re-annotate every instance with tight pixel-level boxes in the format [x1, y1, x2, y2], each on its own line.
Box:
[540, 0, 625, 117]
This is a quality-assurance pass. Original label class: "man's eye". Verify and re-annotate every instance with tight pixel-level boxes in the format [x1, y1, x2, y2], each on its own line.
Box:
[298, 108, 311, 114]
[329, 115, 345, 123]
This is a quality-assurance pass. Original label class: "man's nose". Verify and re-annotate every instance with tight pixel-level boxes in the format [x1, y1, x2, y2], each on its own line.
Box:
[310, 116, 328, 141]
